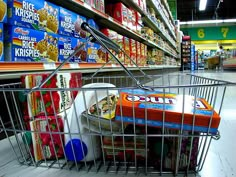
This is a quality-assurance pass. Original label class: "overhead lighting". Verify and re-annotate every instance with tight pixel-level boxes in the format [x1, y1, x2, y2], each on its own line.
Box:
[179, 19, 236, 25]
[199, 0, 207, 11]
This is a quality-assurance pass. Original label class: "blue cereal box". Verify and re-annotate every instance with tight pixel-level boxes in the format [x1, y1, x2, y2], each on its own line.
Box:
[5, 26, 58, 62]
[74, 14, 87, 39]
[0, 0, 7, 23]
[59, 7, 76, 37]
[44, 1, 59, 33]
[0, 23, 3, 61]
[86, 42, 106, 63]
[58, 36, 87, 62]
[7, 0, 59, 33]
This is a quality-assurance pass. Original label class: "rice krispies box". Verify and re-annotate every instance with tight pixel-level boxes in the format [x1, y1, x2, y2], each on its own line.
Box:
[5, 26, 58, 62]
[115, 89, 221, 134]
[7, 0, 59, 33]
[22, 72, 82, 117]
[86, 41, 106, 63]
[59, 7, 76, 37]
[58, 35, 87, 62]
[0, 0, 7, 23]
[0, 23, 3, 61]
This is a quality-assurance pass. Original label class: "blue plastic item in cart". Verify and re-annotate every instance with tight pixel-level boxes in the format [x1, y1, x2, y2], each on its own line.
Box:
[65, 139, 88, 162]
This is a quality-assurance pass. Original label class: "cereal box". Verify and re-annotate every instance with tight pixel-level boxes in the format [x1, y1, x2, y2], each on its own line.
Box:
[113, 2, 128, 26]
[87, 18, 99, 30]
[0, 23, 3, 61]
[74, 14, 87, 39]
[5, 26, 58, 62]
[127, 8, 133, 29]
[131, 9, 136, 31]
[129, 38, 136, 64]
[117, 33, 124, 63]
[86, 41, 106, 63]
[123, 36, 130, 64]
[7, 0, 59, 33]
[94, 0, 104, 13]
[115, 89, 221, 134]
[44, 1, 59, 33]
[136, 41, 141, 65]
[0, 0, 7, 23]
[101, 28, 118, 63]
[22, 72, 82, 117]
[58, 35, 87, 62]
[59, 7, 76, 37]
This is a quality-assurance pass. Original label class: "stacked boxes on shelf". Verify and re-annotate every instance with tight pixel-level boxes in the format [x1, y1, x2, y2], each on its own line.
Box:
[101, 28, 147, 65]
[0, 0, 7, 61]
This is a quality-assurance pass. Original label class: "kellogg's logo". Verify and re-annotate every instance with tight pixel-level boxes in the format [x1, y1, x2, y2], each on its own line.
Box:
[14, 27, 29, 35]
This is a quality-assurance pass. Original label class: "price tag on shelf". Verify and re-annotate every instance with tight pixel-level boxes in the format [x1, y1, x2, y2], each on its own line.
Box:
[84, 3, 92, 10]
[69, 63, 80, 69]
[111, 64, 117, 67]
[43, 63, 56, 70]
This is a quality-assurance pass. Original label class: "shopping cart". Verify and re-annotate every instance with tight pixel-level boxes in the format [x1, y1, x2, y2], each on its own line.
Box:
[0, 23, 235, 177]
[0, 73, 234, 176]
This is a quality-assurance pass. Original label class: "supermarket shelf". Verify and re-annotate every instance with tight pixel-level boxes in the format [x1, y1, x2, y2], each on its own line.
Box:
[148, 0, 176, 39]
[117, 0, 176, 49]
[48, 0, 177, 56]
[0, 62, 180, 79]
[160, 0, 175, 25]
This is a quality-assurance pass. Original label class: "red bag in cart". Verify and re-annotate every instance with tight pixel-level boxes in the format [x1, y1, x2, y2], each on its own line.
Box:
[21, 72, 82, 117]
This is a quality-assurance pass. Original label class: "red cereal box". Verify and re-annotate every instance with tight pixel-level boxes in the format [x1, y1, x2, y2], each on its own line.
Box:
[115, 90, 221, 134]
[117, 34, 124, 63]
[131, 9, 137, 31]
[113, 2, 128, 26]
[136, 41, 141, 65]
[123, 36, 130, 64]
[129, 38, 136, 63]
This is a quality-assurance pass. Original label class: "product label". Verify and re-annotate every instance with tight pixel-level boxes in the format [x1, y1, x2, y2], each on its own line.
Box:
[86, 41, 106, 63]
[58, 36, 87, 62]
[6, 26, 58, 62]
[59, 7, 76, 37]
[8, 0, 59, 33]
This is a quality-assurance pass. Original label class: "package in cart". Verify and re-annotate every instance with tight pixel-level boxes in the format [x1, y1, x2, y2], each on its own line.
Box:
[58, 35, 87, 62]
[30, 115, 64, 162]
[7, 0, 59, 33]
[0, 0, 7, 23]
[21, 72, 82, 116]
[0, 23, 3, 61]
[5, 26, 58, 62]
[115, 89, 221, 133]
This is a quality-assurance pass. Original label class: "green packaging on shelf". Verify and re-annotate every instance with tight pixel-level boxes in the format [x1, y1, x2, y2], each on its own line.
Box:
[58, 35, 87, 62]
[7, 0, 59, 33]
[0, 23, 3, 61]
[5, 25, 58, 62]
[0, 0, 7, 23]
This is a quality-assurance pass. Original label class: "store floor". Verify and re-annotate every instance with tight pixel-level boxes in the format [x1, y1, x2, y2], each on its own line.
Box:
[0, 70, 236, 177]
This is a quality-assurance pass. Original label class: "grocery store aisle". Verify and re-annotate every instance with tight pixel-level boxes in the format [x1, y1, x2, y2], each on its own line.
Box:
[195, 71, 236, 177]
[0, 70, 236, 177]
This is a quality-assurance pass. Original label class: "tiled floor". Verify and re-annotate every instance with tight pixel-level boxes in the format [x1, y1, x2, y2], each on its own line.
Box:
[0, 70, 235, 177]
